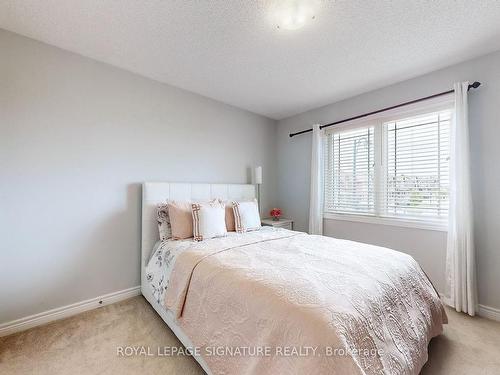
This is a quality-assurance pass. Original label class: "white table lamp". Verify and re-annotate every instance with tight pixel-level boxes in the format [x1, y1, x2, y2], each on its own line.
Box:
[254, 166, 262, 215]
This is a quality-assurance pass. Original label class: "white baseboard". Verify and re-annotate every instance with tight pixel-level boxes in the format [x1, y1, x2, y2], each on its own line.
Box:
[439, 293, 500, 322]
[0, 286, 141, 337]
[2, 286, 498, 337]
[478, 304, 500, 322]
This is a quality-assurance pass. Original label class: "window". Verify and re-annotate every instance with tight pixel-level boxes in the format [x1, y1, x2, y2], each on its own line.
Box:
[384, 111, 450, 220]
[324, 126, 375, 214]
[323, 104, 452, 229]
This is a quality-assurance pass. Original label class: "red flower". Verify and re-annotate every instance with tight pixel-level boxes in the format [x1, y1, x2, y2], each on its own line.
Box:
[270, 208, 282, 218]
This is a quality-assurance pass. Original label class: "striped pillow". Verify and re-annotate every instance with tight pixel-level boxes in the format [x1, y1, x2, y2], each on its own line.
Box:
[232, 199, 261, 233]
[192, 200, 227, 241]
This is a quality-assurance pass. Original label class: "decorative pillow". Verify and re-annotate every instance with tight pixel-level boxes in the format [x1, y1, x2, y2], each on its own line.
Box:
[232, 199, 261, 233]
[157, 202, 172, 241]
[168, 201, 195, 239]
[223, 201, 236, 232]
[192, 201, 227, 241]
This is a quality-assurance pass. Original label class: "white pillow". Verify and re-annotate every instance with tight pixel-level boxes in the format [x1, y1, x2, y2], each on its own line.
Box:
[232, 199, 261, 233]
[192, 201, 227, 241]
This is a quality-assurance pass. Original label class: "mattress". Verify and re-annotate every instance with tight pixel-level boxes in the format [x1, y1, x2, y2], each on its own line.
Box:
[143, 227, 446, 375]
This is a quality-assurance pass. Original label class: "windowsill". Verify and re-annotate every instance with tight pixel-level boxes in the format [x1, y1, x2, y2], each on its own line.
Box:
[323, 212, 448, 232]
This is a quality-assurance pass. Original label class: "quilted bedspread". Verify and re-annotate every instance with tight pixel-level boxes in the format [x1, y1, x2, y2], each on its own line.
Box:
[163, 228, 446, 375]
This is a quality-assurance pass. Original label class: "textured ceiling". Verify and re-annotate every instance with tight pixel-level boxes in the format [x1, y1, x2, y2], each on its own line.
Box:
[1, 1, 500, 119]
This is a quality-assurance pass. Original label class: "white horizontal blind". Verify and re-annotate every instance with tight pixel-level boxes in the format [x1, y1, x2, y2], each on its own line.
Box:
[384, 110, 451, 221]
[324, 126, 375, 214]
[322, 104, 452, 227]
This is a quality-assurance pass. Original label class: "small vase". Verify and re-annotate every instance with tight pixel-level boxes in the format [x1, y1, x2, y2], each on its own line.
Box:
[272, 216, 280, 221]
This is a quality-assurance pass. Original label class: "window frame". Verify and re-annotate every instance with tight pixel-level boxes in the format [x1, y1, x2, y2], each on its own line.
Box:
[322, 95, 453, 232]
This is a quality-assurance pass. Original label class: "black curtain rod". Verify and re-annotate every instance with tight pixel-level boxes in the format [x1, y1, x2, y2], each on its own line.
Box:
[289, 81, 481, 138]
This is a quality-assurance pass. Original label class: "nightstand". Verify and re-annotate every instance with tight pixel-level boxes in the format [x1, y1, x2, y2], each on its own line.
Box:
[261, 218, 294, 230]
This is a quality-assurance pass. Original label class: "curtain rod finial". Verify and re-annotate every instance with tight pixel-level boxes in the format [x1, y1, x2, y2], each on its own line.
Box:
[470, 81, 481, 89]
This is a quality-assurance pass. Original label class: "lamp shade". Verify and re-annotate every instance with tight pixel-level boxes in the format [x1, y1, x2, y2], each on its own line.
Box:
[254, 166, 262, 184]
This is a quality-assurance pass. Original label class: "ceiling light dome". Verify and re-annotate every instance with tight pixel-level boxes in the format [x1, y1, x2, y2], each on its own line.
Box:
[272, 0, 317, 30]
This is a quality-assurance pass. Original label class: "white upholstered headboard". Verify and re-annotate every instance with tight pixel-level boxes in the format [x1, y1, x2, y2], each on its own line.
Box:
[141, 182, 256, 288]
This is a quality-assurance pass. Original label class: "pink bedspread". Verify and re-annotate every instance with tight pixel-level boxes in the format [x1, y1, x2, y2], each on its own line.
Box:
[165, 228, 446, 375]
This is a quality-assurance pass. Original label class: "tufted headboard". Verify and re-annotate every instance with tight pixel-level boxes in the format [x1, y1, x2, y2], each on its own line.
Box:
[141, 182, 256, 289]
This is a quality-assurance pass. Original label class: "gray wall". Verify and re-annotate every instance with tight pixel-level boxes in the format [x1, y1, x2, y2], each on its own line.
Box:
[276, 51, 500, 310]
[0, 30, 277, 324]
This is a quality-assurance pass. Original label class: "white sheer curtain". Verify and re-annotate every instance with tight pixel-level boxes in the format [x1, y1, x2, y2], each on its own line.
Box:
[445, 81, 477, 316]
[309, 124, 323, 235]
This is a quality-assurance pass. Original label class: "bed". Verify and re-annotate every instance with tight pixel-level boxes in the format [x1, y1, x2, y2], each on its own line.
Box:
[141, 182, 447, 375]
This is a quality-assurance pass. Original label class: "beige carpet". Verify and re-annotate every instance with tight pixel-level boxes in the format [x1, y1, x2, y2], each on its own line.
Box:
[1, 296, 499, 374]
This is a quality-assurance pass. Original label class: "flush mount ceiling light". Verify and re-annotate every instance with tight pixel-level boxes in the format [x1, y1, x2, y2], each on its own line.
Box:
[271, 0, 318, 30]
